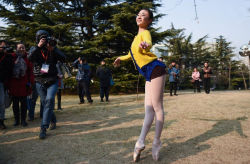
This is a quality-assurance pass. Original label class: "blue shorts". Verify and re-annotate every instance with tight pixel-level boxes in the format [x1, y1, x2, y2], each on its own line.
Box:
[138, 60, 166, 82]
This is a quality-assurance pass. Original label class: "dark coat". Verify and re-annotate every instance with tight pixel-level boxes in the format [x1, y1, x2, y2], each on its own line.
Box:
[202, 67, 212, 79]
[0, 51, 13, 83]
[28, 46, 65, 85]
[96, 65, 111, 87]
[7, 53, 34, 96]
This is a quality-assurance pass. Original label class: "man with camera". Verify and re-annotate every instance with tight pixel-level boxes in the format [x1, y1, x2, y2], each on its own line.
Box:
[28, 30, 65, 139]
[0, 40, 13, 129]
[73, 57, 93, 104]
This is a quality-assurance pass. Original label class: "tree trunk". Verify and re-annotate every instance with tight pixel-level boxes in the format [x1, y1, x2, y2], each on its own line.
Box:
[248, 56, 250, 89]
[240, 67, 247, 90]
[228, 62, 232, 89]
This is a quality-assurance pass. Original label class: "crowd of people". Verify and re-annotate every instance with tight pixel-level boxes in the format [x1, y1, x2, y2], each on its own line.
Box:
[0, 30, 114, 137]
[0, 8, 214, 162]
[158, 57, 212, 96]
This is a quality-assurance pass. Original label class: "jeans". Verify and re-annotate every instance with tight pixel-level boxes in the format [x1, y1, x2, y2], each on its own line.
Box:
[100, 86, 109, 101]
[0, 82, 5, 120]
[28, 84, 44, 119]
[77, 80, 92, 102]
[36, 81, 58, 129]
[28, 84, 37, 119]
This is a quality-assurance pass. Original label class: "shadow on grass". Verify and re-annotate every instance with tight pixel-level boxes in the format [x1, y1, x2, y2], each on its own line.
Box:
[1, 93, 247, 164]
[159, 116, 248, 164]
[0, 97, 176, 164]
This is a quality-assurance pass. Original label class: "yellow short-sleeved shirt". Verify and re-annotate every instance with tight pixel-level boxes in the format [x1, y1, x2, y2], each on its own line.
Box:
[119, 30, 157, 68]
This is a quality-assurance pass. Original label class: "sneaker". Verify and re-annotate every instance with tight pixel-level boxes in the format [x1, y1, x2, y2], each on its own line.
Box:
[49, 122, 56, 130]
[88, 100, 93, 104]
[78, 101, 84, 104]
[100, 99, 104, 102]
[39, 128, 47, 139]
[57, 108, 63, 111]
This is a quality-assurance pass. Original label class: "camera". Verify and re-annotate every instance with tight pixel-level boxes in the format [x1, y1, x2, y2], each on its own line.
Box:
[0, 46, 13, 53]
[39, 35, 57, 47]
[47, 37, 57, 47]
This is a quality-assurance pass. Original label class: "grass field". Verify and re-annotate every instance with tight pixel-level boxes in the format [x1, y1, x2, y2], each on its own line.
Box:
[0, 90, 250, 164]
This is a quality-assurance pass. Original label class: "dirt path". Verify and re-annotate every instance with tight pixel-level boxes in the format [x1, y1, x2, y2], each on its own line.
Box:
[0, 91, 250, 164]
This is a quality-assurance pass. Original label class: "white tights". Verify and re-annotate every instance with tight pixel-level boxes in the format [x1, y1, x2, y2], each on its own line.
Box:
[136, 74, 166, 147]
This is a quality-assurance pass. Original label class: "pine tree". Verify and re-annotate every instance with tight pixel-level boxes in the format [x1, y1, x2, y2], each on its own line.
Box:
[213, 35, 235, 89]
[0, 0, 171, 93]
[0, 0, 74, 49]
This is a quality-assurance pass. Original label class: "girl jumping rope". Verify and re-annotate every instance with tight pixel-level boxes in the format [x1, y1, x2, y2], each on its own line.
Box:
[113, 8, 166, 162]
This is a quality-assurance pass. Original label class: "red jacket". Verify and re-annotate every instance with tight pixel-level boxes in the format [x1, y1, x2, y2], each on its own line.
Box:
[7, 53, 34, 97]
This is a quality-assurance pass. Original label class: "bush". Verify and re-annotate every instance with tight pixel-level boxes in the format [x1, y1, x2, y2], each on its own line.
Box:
[63, 77, 77, 94]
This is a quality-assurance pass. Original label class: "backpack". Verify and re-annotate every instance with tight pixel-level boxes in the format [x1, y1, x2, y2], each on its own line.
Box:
[56, 61, 72, 79]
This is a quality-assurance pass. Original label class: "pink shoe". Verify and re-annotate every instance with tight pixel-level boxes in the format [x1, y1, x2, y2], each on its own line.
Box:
[133, 144, 145, 162]
[152, 141, 162, 161]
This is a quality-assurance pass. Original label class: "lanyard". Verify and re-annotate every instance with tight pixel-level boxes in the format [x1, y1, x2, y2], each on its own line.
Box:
[41, 50, 48, 61]
[129, 48, 139, 71]
[129, 48, 146, 77]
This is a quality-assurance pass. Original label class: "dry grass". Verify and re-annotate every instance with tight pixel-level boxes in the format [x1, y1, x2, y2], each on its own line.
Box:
[0, 91, 250, 164]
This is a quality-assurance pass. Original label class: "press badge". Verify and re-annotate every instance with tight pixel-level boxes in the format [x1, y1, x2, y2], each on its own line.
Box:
[41, 64, 49, 73]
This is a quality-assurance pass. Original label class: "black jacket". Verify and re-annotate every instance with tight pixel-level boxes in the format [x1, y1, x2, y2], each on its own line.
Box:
[202, 67, 212, 79]
[96, 65, 111, 87]
[0, 51, 13, 83]
[28, 46, 65, 85]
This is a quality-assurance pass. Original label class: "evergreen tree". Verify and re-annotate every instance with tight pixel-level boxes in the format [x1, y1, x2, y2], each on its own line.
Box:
[0, 0, 171, 93]
[213, 35, 235, 89]
[0, 0, 74, 49]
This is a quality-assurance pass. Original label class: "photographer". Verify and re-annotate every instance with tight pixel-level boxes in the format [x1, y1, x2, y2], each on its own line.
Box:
[73, 57, 93, 104]
[0, 40, 13, 129]
[28, 30, 65, 139]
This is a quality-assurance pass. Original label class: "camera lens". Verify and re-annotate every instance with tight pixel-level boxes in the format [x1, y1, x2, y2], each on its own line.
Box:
[48, 38, 57, 47]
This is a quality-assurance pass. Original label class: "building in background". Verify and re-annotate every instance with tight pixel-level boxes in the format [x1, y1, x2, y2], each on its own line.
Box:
[151, 44, 169, 57]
